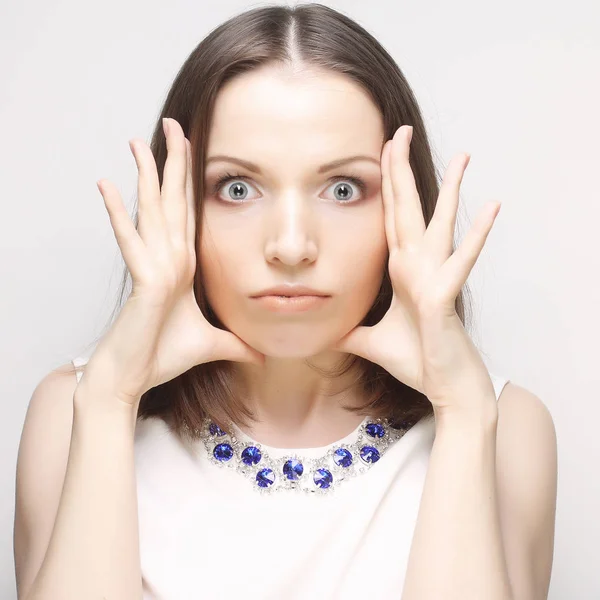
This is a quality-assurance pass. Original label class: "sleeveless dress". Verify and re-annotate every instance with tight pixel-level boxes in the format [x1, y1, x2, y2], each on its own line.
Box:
[71, 355, 509, 600]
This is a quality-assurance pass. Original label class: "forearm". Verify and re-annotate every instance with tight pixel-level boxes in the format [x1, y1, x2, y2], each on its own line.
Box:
[26, 381, 142, 600]
[401, 402, 513, 600]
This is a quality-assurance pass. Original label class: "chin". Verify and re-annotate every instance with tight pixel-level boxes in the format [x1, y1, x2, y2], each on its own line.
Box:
[235, 324, 343, 359]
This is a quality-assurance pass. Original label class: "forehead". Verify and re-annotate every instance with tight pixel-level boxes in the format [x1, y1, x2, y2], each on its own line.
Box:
[206, 66, 384, 172]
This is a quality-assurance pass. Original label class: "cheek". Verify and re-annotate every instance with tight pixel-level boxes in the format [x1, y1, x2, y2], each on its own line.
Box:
[196, 224, 240, 307]
[348, 241, 388, 291]
[338, 210, 388, 285]
[333, 215, 388, 317]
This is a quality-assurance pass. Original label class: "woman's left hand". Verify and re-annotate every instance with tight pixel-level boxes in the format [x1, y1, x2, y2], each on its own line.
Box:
[330, 125, 501, 417]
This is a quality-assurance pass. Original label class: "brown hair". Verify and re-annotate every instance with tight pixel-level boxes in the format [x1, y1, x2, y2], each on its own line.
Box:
[76, 3, 474, 442]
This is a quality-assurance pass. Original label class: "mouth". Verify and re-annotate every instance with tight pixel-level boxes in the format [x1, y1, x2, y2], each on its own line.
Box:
[251, 294, 330, 312]
[251, 293, 329, 298]
[251, 285, 329, 298]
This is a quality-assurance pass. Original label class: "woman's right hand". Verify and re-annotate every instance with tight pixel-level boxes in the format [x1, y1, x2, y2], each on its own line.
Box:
[83, 117, 264, 407]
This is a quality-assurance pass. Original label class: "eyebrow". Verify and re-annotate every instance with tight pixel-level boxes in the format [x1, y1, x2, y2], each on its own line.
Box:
[205, 154, 380, 174]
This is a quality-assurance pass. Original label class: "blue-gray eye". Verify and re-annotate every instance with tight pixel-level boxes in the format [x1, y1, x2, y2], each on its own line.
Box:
[211, 172, 256, 202]
[324, 176, 367, 203]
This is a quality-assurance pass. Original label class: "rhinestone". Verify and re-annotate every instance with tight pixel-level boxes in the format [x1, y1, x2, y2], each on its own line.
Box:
[213, 443, 234, 462]
[241, 446, 262, 466]
[360, 445, 380, 464]
[365, 423, 385, 438]
[314, 468, 333, 489]
[283, 458, 304, 480]
[256, 468, 275, 488]
[333, 447, 353, 468]
[209, 422, 227, 436]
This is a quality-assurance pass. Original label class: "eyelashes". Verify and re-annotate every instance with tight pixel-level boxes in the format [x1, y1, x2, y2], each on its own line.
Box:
[209, 171, 368, 204]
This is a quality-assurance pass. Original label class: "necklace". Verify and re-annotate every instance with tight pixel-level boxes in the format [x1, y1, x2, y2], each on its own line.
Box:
[193, 415, 417, 496]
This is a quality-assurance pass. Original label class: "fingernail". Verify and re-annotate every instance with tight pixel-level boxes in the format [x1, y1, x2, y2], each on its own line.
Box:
[162, 118, 170, 137]
[407, 126, 413, 143]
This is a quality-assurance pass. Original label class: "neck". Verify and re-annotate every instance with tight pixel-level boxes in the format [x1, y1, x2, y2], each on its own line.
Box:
[230, 353, 369, 448]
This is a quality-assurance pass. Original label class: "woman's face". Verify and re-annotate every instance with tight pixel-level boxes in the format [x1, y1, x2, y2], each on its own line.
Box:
[199, 65, 388, 358]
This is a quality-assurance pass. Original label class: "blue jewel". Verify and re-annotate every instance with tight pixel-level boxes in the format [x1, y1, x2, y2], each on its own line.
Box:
[209, 422, 227, 436]
[333, 447, 353, 468]
[314, 468, 333, 489]
[241, 446, 262, 466]
[283, 458, 304, 480]
[213, 443, 234, 462]
[256, 468, 275, 488]
[360, 445, 380, 464]
[365, 423, 385, 438]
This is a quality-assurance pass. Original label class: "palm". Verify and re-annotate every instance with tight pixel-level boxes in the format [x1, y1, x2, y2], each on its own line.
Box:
[151, 289, 262, 389]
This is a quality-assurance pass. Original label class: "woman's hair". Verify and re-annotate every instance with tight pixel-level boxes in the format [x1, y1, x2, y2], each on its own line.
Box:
[75, 3, 475, 442]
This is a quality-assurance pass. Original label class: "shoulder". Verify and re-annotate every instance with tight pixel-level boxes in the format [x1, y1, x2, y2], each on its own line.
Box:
[495, 381, 557, 599]
[15, 362, 79, 599]
[497, 380, 553, 421]
[26, 362, 79, 417]
[19, 361, 79, 473]
[495, 382, 557, 477]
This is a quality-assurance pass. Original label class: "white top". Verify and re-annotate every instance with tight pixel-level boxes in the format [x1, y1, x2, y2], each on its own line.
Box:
[71, 355, 509, 600]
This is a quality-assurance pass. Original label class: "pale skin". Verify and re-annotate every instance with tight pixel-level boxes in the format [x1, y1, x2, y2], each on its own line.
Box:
[200, 65, 390, 446]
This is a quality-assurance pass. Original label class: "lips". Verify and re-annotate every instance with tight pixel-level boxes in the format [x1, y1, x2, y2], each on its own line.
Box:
[264, 294, 322, 298]
[252, 294, 329, 313]
[251, 285, 329, 298]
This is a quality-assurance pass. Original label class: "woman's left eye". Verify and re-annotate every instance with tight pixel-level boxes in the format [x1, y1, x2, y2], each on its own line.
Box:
[324, 176, 367, 203]
[210, 172, 367, 204]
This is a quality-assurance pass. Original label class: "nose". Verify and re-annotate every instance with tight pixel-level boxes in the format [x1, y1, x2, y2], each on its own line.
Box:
[264, 192, 318, 266]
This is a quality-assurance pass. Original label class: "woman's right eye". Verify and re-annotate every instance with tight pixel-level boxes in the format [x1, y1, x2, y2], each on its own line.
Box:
[211, 172, 259, 203]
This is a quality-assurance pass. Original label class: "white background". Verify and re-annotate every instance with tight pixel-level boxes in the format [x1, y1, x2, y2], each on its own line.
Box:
[2, 1, 598, 598]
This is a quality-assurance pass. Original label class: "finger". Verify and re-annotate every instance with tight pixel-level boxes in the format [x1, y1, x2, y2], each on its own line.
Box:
[380, 140, 399, 252]
[129, 139, 163, 245]
[184, 138, 197, 254]
[331, 325, 375, 362]
[97, 179, 147, 281]
[425, 153, 471, 262]
[441, 201, 501, 301]
[213, 332, 265, 367]
[161, 118, 188, 246]
[389, 125, 426, 248]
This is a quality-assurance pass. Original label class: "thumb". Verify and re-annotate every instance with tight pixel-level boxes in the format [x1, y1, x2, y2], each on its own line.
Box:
[330, 326, 373, 361]
[241, 343, 266, 367]
[214, 331, 265, 367]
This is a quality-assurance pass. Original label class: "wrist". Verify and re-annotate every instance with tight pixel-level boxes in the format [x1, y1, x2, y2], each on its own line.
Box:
[433, 397, 498, 432]
[74, 378, 140, 423]
[76, 353, 146, 406]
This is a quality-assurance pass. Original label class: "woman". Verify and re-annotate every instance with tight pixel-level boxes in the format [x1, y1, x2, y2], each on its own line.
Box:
[15, 4, 557, 600]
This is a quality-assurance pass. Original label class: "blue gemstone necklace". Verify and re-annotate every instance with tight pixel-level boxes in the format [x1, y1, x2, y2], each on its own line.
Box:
[195, 415, 416, 496]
